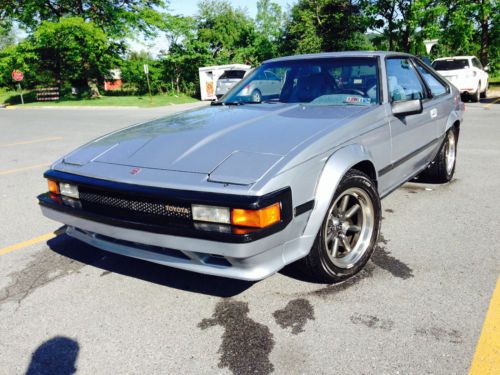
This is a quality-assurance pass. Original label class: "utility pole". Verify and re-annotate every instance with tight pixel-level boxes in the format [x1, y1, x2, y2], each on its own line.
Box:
[144, 64, 153, 103]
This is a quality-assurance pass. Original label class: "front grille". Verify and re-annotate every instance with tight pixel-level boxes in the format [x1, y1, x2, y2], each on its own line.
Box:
[78, 186, 192, 225]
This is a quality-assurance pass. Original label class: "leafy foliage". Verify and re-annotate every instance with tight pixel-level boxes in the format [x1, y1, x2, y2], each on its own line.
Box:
[0, 0, 499, 97]
[0, 0, 168, 37]
[283, 0, 374, 54]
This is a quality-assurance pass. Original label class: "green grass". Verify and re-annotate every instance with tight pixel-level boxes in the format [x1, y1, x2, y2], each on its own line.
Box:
[489, 75, 500, 86]
[1, 90, 199, 107]
[0, 89, 19, 105]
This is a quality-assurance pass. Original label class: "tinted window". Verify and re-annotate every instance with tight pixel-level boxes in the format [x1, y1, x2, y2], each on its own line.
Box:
[386, 58, 426, 101]
[432, 59, 469, 70]
[414, 61, 447, 97]
[220, 70, 246, 79]
[224, 57, 380, 105]
[472, 58, 483, 70]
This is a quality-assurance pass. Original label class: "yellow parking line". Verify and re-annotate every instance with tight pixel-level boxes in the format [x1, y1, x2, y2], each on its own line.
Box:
[0, 136, 62, 147]
[0, 162, 51, 176]
[469, 277, 500, 375]
[0, 229, 65, 256]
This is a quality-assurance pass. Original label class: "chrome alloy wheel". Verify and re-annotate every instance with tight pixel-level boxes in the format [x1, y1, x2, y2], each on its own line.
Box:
[323, 187, 375, 269]
[445, 131, 456, 175]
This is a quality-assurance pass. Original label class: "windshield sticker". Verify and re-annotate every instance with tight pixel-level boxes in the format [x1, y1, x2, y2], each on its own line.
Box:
[345, 96, 371, 104]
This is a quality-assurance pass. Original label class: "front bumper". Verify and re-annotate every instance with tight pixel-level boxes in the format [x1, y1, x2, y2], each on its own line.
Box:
[38, 170, 311, 280]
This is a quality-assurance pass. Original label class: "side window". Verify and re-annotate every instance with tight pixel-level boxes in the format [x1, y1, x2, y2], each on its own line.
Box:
[414, 61, 447, 97]
[386, 58, 426, 101]
[473, 58, 483, 70]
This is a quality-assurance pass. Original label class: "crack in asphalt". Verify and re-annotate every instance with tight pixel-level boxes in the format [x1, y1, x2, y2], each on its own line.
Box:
[198, 300, 275, 375]
[273, 298, 315, 335]
[0, 247, 87, 309]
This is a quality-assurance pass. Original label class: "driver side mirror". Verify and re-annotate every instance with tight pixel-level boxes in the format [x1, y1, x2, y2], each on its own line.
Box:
[392, 99, 423, 117]
[484, 66, 489, 72]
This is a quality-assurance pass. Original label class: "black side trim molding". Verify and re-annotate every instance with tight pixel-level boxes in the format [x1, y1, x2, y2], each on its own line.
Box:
[378, 135, 444, 177]
[294, 200, 315, 216]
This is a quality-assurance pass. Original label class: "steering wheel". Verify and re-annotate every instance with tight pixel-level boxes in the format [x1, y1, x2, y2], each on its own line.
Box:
[336, 88, 367, 97]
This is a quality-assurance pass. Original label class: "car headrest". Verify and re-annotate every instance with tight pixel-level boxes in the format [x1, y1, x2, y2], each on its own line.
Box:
[289, 72, 334, 102]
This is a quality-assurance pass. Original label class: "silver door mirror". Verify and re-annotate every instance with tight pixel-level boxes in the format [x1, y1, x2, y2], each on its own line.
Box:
[484, 66, 489, 72]
[392, 99, 423, 116]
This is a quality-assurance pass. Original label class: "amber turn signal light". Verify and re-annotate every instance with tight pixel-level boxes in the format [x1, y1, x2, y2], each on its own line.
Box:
[231, 203, 281, 228]
[47, 179, 59, 195]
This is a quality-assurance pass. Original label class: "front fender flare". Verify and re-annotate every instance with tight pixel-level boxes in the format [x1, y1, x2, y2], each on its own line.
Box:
[299, 144, 377, 254]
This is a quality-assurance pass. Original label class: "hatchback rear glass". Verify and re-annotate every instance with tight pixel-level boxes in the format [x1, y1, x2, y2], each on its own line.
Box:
[432, 59, 469, 70]
[220, 70, 246, 79]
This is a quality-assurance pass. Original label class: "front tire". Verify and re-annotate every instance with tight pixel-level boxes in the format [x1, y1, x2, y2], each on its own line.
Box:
[418, 128, 458, 183]
[300, 169, 381, 283]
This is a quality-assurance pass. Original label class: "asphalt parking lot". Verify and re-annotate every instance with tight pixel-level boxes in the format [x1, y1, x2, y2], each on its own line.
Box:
[0, 100, 499, 374]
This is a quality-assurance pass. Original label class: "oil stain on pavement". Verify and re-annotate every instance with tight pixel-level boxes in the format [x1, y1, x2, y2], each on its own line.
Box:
[198, 300, 275, 375]
[273, 298, 315, 335]
[350, 313, 394, 331]
[415, 326, 463, 344]
[371, 235, 414, 280]
[309, 263, 375, 297]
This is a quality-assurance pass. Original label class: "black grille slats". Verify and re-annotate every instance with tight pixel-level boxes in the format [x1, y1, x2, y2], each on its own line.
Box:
[78, 187, 192, 223]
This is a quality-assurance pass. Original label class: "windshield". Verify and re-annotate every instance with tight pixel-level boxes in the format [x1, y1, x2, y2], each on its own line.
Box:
[220, 57, 380, 106]
[432, 59, 470, 71]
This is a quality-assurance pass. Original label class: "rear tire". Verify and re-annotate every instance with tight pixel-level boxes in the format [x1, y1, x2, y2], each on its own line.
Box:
[251, 89, 262, 103]
[470, 83, 480, 102]
[300, 169, 381, 283]
[418, 128, 458, 183]
[480, 82, 488, 99]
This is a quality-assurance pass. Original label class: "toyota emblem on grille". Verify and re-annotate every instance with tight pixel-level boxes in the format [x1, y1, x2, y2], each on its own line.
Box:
[130, 167, 141, 175]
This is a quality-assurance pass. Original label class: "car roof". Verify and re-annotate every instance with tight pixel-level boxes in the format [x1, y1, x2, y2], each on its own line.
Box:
[264, 51, 413, 63]
[433, 56, 475, 61]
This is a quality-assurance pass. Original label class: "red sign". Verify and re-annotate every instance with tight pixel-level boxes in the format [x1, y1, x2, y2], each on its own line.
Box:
[12, 70, 24, 81]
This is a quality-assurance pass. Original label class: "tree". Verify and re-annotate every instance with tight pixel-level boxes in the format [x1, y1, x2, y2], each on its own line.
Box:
[0, 18, 16, 50]
[30, 17, 123, 92]
[0, 0, 168, 38]
[366, 0, 447, 54]
[196, 0, 256, 63]
[283, 0, 374, 54]
[254, 0, 286, 61]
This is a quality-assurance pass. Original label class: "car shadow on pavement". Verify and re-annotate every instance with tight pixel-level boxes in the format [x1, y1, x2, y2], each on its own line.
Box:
[47, 234, 254, 298]
[25, 336, 79, 375]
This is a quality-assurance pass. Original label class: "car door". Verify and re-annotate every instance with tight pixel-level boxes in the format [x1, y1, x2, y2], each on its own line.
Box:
[413, 58, 452, 138]
[384, 57, 439, 186]
[264, 71, 282, 96]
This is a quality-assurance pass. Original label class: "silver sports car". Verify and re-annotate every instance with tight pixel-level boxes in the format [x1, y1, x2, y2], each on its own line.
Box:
[39, 52, 463, 282]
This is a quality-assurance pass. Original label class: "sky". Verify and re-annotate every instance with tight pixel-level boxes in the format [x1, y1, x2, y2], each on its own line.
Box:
[131, 0, 295, 55]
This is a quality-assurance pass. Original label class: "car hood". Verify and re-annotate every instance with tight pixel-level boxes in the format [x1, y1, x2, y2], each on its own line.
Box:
[62, 103, 373, 182]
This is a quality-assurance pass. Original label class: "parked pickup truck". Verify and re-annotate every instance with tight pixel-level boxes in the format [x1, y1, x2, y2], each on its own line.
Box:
[39, 51, 463, 282]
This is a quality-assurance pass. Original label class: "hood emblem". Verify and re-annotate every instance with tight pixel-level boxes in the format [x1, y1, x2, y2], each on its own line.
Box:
[130, 167, 141, 175]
